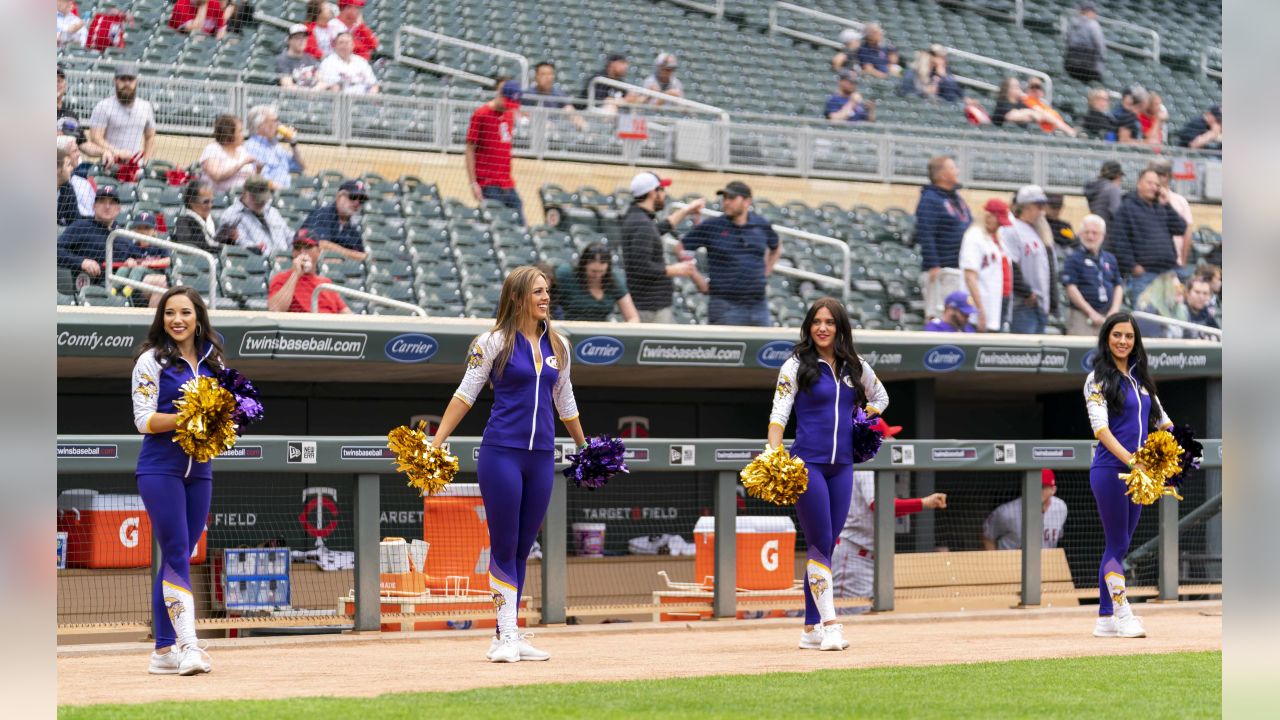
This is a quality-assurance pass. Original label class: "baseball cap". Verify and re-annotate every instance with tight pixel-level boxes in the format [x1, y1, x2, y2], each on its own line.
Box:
[500, 80, 523, 102]
[629, 171, 672, 197]
[58, 116, 80, 136]
[114, 62, 138, 79]
[838, 28, 861, 45]
[1100, 160, 1124, 179]
[943, 291, 976, 315]
[1014, 184, 1049, 205]
[288, 23, 309, 37]
[129, 211, 157, 229]
[95, 185, 120, 202]
[655, 52, 678, 69]
[293, 228, 319, 248]
[338, 179, 370, 200]
[1042, 468, 1057, 487]
[338, 0, 365, 7]
[716, 180, 753, 199]
[983, 198, 1013, 226]
[836, 68, 859, 84]
[243, 175, 273, 200]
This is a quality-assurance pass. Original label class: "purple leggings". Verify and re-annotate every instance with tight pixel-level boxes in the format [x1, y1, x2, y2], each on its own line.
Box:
[794, 462, 853, 625]
[1090, 464, 1142, 616]
[476, 446, 554, 602]
[137, 473, 212, 649]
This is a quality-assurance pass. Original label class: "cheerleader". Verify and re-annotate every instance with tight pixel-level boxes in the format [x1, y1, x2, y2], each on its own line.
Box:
[1084, 312, 1174, 638]
[429, 266, 586, 663]
[130, 287, 222, 675]
[767, 297, 888, 651]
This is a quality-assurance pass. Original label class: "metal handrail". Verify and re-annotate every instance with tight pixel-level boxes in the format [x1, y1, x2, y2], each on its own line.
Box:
[1201, 46, 1222, 80]
[657, 0, 725, 20]
[768, 3, 864, 50]
[252, 10, 294, 32]
[672, 202, 851, 304]
[942, 46, 1053, 103]
[310, 282, 428, 316]
[940, 0, 1025, 28]
[1059, 12, 1161, 63]
[1131, 310, 1222, 339]
[106, 230, 217, 305]
[585, 77, 730, 122]
[394, 26, 530, 89]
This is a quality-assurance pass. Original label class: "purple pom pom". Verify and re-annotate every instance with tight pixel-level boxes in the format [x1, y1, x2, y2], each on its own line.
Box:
[218, 367, 264, 429]
[851, 411, 884, 464]
[563, 435, 629, 490]
[1166, 424, 1203, 489]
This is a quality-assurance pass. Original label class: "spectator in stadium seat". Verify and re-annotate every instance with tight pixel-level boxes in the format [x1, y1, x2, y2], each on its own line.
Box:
[57, 65, 103, 162]
[466, 79, 525, 226]
[85, 3, 131, 53]
[1108, 169, 1188, 300]
[1133, 272, 1188, 338]
[960, 198, 1012, 333]
[300, 179, 368, 261]
[523, 62, 587, 131]
[277, 24, 321, 89]
[303, 0, 337, 59]
[1177, 105, 1222, 150]
[981, 469, 1067, 550]
[1197, 264, 1222, 313]
[555, 243, 640, 322]
[168, 0, 232, 40]
[120, 212, 171, 308]
[171, 179, 220, 251]
[56, 0, 88, 49]
[620, 171, 704, 323]
[902, 45, 964, 103]
[1138, 91, 1167, 145]
[584, 53, 640, 112]
[856, 22, 900, 79]
[215, 175, 293, 256]
[1081, 88, 1117, 141]
[244, 105, 305, 190]
[1147, 158, 1194, 281]
[914, 155, 972, 320]
[1111, 85, 1147, 144]
[1182, 276, 1219, 339]
[328, 0, 377, 60]
[57, 138, 94, 226]
[1001, 185, 1059, 335]
[57, 185, 144, 282]
[317, 32, 380, 94]
[87, 63, 155, 183]
[824, 70, 876, 123]
[199, 114, 262, 195]
[681, 180, 781, 327]
[1062, 214, 1123, 336]
[1063, 1, 1105, 84]
[1045, 194, 1076, 249]
[642, 53, 684, 107]
[268, 230, 351, 313]
[923, 291, 977, 332]
[830, 28, 861, 73]
[1022, 78, 1077, 136]
[1084, 160, 1125, 225]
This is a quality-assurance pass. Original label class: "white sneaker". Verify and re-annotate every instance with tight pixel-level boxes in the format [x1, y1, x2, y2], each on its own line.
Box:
[820, 623, 848, 651]
[148, 648, 182, 675]
[488, 634, 521, 663]
[798, 627, 824, 650]
[178, 644, 212, 676]
[1093, 616, 1118, 637]
[516, 633, 550, 661]
[1115, 613, 1146, 638]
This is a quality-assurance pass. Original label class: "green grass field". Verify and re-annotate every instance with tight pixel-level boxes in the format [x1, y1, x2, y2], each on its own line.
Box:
[60, 651, 1220, 720]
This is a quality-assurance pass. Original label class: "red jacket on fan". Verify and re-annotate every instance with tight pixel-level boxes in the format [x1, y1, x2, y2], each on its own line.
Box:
[85, 10, 129, 51]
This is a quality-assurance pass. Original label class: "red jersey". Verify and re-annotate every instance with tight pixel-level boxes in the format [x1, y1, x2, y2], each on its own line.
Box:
[86, 11, 128, 51]
[268, 272, 349, 314]
[330, 19, 379, 60]
[466, 103, 515, 188]
[168, 0, 226, 35]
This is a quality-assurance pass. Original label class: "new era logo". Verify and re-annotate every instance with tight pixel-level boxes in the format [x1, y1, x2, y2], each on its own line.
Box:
[287, 441, 317, 464]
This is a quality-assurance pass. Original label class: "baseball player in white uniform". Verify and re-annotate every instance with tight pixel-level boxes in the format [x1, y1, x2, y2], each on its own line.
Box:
[981, 468, 1068, 550]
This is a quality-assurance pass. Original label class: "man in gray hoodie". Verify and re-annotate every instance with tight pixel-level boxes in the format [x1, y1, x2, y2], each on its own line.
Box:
[1083, 160, 1125, 225]
[1064, 1, 1106, 83]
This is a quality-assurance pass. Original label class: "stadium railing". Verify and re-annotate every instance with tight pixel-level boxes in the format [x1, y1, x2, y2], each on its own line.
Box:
[1201, 46, 1223, 80]
[767, 3, 864, 51]
[658, 0, 725, 20]
[940, 45, 1054, 102]
[394, 26, 531, 89]
[311, 284, 427, 317]
[1130, 311, 1223, 341]
[1059, 12, 1161, 64]
[940, 0, 1026, 29]
[56, 436, 1221, 635]
[106, 230, 218, 304]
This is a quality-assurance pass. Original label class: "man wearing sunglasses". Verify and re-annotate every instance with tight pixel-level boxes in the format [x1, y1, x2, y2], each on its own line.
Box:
[300, 179, 368, 261]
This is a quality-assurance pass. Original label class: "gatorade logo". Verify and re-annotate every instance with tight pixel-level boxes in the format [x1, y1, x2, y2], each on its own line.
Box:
[119, 517, 140, 548]
[761, 539, 780, 572]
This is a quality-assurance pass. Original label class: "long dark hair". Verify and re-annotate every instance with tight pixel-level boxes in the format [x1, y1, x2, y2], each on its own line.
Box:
[134, 286, 226, 370]
[574, 242, 619, 296]
[793, 297, 866, 406]
[1092, 312, 1160, 428]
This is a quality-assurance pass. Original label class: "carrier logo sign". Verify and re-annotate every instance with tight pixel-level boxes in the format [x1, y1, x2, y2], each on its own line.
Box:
[931, 447, 977, 461]
[975, 347, 1069, 372]
[1032, 447, 1076, 460]
[240, 330, 367, 359]
[638, 340, 745, 366]
[923, 345, 965, 372]
[218, 446, 262, 459]
[287, 441, 317, 464]
[715, 448, 763, 462]
[57, 444, 118, 458]
[340, 446, 396, 460]
[1081, 349, 1099, 372]
[574, 336, 625, 366]
[384, 333, 438, 363]
[756, 340, 794, 369]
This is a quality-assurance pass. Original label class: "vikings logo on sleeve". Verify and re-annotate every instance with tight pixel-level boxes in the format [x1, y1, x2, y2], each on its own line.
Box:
[467, 341, 485, 369]
[135, 373, 157, 400]
[775, 377, 793, 399]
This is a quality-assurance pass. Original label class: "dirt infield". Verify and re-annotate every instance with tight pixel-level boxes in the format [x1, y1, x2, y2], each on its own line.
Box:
[57, 601, 1221, 707]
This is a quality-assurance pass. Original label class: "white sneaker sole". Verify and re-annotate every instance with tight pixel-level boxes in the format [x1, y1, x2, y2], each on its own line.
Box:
[519, 651, 550, 661]
[1092, 628, 1119, 638]
[489, 654, 521, 663]
[148, 665, 180, 675]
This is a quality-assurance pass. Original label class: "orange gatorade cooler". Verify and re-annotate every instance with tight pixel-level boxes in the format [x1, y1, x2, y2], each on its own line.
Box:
[57, 489, 208, 568]
[422, 483, 489, 592]
[693, 516, 796, 590]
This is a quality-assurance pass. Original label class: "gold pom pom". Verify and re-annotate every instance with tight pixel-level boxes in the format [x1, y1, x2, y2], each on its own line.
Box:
[740, 444, 809, 506]
[387, 421, 459, 496]
[1120, 429, 1185, 505]
[171, 376, 239, 463]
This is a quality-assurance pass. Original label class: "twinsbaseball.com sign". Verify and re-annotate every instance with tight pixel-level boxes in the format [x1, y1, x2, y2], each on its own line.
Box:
[239, 330, 367, 359]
